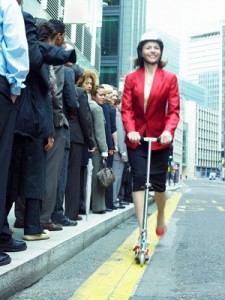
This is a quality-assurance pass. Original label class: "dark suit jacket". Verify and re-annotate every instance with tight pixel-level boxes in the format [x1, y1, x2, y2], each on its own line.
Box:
[122, 67, 180, 150]
[107, 104, 117, 134]
[101, 103, 114, 150]
[63, 67, 94, 148]
[15, 12, 76, 139]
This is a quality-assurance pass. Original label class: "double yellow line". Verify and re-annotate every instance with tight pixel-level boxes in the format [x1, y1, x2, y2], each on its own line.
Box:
[70, 192, 182, 300]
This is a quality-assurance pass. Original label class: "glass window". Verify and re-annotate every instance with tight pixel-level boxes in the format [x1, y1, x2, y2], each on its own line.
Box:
[100, 66, 117, 87]
[101, 16, 118, 56]
[104, 0, 120, 5]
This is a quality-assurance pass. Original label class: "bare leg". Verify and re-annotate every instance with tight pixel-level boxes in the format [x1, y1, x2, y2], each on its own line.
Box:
[154, 191, 167, 230]
[132, 190, 144, 237]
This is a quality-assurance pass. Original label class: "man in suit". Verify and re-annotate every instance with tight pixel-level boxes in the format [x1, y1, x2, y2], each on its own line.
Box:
[38, 20, 78, 230]
[9, 11, 76, 239]
[51, 52, 95, 224]
[0, 0, 29, 266]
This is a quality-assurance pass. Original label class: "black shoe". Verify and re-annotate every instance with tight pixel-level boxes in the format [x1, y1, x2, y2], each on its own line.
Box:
[111, 205, 118, 210]
[117, 204, 126, 209]
[14, 218, 24, 228]
[106, 208, 113, 212]
[74, 215, 83, 221]
[93, 210, 106, 214]
[79, 208, 86, 215]
[57, 217, 78, 226]
[120, 201, 130, 206]
[0, 252, 11, 266]
[0, 239, 27, 252]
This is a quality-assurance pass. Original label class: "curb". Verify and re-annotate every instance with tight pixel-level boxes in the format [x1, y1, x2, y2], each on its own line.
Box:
[0, 206, 135, 299]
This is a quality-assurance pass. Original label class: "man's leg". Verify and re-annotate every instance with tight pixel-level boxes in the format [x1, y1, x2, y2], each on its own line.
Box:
[41, 127, 65, 227]
[51, 146, 77, 226]
[51, 147, 69, 222]
[0, 78, 26, 264]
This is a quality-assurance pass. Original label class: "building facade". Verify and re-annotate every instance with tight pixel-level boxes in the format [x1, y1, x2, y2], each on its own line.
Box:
[185, 32, 220, 111]
[100, 0, 147, 87]
[183, 101, 220, 178]
[220, 21, 225, 150]
[179, 79, 206, 107]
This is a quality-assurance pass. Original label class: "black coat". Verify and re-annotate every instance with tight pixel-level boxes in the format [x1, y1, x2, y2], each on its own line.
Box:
[63, 68, 94, 148]
[15, 12, 76, 139]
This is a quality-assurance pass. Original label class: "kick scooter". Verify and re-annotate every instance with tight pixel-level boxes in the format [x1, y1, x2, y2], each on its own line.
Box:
[135, 137, 160, 266]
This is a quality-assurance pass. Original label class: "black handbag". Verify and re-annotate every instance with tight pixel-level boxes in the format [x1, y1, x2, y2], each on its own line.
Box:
[97, 159, 115, 188]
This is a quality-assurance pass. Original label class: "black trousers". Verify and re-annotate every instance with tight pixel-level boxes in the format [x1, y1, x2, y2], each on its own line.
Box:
[65, 143, 83, 220]
[0, 76, 18, 245]
[51, 147, 69, 222]
[24, 198, 42, 235]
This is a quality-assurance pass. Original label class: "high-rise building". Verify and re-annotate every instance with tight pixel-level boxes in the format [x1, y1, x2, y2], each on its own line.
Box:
[220, 21, 225, 149]
[100, 0, 147, 87]
[183, 101, 220, 178]
[179, 79, 206, 106]
[185, 31, 220, 111]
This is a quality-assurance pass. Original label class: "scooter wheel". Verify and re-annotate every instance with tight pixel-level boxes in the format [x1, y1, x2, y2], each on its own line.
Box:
[139, 253, 145, 266]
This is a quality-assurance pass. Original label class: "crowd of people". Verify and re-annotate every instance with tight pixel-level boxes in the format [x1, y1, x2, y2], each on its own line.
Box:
[1, 0, 180, 267]
[0, 0, 132, 267]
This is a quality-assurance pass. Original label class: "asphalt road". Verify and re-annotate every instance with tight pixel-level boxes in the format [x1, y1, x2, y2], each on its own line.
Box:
[10, 179, 225, 300]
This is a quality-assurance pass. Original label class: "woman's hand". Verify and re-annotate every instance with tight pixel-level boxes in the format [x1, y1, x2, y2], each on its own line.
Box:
[127, 131, 140, 143]
[44, 137, 54, 152]
[160, 131, 172, 145]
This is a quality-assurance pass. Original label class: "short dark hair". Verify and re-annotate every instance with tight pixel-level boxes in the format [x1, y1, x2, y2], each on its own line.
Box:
[49, 19, 65, 35]
[35, 20, 56, 42]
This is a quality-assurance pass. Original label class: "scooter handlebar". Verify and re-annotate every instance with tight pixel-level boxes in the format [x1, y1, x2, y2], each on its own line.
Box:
[140, 137, 161, 143]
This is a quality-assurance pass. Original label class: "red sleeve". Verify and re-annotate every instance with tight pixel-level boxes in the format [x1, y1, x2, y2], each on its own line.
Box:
[164, 74, 180, 137]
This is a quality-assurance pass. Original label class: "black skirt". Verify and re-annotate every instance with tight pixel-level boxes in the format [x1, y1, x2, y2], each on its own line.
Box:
[127, 142, 170, 192]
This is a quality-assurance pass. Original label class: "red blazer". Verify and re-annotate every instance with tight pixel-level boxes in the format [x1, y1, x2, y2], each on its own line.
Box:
[121, 67, 180, 150]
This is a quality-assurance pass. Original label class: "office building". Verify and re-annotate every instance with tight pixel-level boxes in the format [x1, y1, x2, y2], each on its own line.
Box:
[183, 101, 220, 178]
[100, 0, 147, 87]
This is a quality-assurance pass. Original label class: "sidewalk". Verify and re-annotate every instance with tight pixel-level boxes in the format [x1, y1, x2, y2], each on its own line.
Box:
[0, 205, 135, 299]
[0, 183, 183, 299]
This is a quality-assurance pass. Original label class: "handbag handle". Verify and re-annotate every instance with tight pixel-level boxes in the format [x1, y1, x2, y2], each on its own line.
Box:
[102, 158, 107, 168]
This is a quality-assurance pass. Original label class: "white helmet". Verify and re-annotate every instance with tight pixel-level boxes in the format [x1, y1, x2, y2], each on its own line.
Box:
[137, 31, 164, 59]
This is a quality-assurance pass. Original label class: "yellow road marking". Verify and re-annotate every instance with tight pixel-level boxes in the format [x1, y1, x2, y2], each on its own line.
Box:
[70, 192, 182, 300]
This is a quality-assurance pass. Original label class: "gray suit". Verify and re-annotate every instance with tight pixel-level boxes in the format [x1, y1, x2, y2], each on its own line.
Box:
[88, 99, 108, 212]
[113, 108, 127, 202]
[41, 65, 77, 223]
